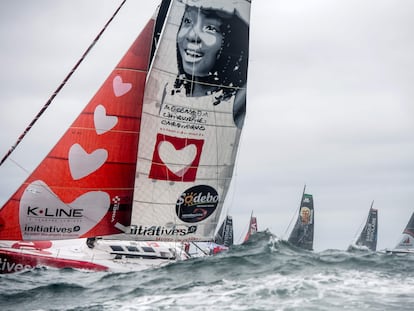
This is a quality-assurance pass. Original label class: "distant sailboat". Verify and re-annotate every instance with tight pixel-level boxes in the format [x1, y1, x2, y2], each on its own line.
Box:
[386, 211, 414, 255]
[214, 215, 234, 248]
[287, 188, 314, 251]
[0, 0, 252, 273]
[348, 201, 378, 251]
[242, 212, 258, 243]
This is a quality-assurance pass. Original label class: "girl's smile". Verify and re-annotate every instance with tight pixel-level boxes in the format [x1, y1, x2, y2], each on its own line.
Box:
[177, 7, 223, 77]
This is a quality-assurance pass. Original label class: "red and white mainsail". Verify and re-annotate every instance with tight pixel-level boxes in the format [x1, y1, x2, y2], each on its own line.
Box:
[0, 17, 156, 241]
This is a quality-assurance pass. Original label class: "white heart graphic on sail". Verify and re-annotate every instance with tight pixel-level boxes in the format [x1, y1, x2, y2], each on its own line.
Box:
[94, 104, 118, 135]
[69, 144, 108, 180]
[113, 75, 132, 97]
[158, 141, 197, 177]
[20, 180, 110, 240]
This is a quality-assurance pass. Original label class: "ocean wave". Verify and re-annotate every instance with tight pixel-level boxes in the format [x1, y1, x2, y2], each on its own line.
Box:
[1, 231, 414, 310]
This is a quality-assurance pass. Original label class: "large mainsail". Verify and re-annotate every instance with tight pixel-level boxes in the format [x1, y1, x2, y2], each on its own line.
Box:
[128, 0, 251, 242]
[352, 203, 378, 251]
[288, 193, 314, 251]
[0, 14, 156, 241]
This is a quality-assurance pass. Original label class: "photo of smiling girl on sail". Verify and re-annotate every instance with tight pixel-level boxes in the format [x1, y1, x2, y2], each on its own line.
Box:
[172, 0, 250, 128]
[132, 0, 251, 240]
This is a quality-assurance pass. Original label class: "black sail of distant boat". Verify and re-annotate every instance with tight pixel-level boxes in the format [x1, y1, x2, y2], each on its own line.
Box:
[214, 216, 234, 247]
[350, 202, 378, 251]
[288, 193, 314, 251]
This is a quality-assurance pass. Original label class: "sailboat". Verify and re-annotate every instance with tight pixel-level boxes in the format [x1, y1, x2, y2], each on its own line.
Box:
[0, 0, 251, 274]
[188, 214, 234, 256]
[385, 211, 414, 255]
[242, 212, 258, 243]
[214, 215, 234, 248]
[347, 201, 378, 252]
[287, 188, 314, 251]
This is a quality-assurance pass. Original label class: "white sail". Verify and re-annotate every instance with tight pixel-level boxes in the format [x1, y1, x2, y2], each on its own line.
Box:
[129, 0, 251, 241]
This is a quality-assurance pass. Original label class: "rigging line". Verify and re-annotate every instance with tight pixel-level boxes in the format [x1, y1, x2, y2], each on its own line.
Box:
[8, 158, 30, 174]
[237, 210, 252, 244]
[283, 184, 306, 239]
[351, 201, 373, 244]
[0, 0, 127, 167]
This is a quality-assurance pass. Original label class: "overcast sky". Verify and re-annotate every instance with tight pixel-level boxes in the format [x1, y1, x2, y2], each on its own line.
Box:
[0, 0, 413, 251]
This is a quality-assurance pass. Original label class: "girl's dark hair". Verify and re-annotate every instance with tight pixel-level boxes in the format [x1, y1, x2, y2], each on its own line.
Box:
[173, 7, 249, 105]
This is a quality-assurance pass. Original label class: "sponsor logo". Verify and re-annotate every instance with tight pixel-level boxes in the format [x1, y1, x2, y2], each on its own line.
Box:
[365, 218, 377, 242]
[149, 134, 204, 182]
[0, 258, 36, 273]
[176, 185, 219, 223]
[20, 180, 110, 239]
[26, 206, 83, 218]
[129, 225, 197, 237]
[24, 224, 81, 234]
[111, 196, 121, 223]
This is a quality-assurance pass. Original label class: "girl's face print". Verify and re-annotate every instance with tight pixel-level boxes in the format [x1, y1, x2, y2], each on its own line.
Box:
[177, 7, 223, 77]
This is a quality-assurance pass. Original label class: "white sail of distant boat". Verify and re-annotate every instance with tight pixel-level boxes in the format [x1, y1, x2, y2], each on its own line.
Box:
[0, 0, 251, 274]
[287, 187, 314, 251]
[386, 211, 414, 255]
[348, 201, 378, 252]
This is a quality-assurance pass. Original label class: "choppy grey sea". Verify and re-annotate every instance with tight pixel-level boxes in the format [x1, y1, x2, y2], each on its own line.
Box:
[1, 231, 413, 311]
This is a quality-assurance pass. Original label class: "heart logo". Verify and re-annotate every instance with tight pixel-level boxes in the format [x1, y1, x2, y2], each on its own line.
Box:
[158, 141, 197, 177]
[20, 180, 110, 240]
[68, 144, 108, 180]
[113, 75, 132, 97]
[94, 104, 118, 135]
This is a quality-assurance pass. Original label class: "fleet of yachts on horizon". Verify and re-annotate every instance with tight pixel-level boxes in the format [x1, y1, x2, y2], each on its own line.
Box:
[0, 0, 412, 274]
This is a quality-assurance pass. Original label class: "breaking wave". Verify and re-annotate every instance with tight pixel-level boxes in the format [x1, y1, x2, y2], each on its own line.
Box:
[1, 230, 414, 311]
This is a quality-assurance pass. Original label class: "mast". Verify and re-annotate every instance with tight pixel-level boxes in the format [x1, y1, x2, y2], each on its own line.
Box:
[284, 184, 306, 239]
